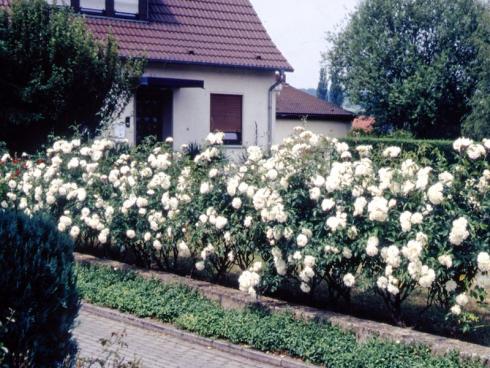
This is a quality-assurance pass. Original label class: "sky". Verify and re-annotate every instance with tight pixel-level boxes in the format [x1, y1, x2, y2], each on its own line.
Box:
[249, 0, 361, 89]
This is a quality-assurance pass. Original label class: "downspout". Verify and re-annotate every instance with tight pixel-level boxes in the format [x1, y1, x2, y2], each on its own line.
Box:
[268, 70, 285, 151]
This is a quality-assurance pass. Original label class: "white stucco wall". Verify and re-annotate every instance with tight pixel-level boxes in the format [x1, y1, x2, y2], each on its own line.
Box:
[273, 118, 352, 145]
[112, 63, 278, 154]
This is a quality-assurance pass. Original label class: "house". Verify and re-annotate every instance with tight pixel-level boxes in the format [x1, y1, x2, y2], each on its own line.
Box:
[274, 84, 354, 144]
[31, 0, 292, 152]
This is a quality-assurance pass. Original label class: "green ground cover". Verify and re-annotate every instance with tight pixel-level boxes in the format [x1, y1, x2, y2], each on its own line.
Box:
[76, 263, 484, 368]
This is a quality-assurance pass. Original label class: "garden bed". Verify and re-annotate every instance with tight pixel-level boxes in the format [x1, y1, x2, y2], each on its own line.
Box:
[75, 253, 490, 366]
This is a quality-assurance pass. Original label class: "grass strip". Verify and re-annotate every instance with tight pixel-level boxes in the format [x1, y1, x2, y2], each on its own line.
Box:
[76, 263, 484, 368]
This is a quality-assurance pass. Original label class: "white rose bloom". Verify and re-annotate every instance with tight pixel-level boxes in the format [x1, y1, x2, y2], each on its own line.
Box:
[410, 212, 423, 225]
[438, 172, 454, 186]
[200, 182, 211, 194]
[418, 267, 436, 288]
[477, 252, 490, 272]
[247, 146, 263, 162]
[438, 254, 453, 269]
[69, 226, 80, 239]
[467, 144, 486, 160]
[382, 146, 401, 158]
[427, 183, 444, 205]
[366, 236, 379, 256]
[321, 198, 335, 211]
[244, 216, 253, 228]
[238, 270, 260, 294]
[215, 216, 228, 230]
[194, 261, 205, 271]
[177, 241, 191, 258]
[452, 137, 473, 152]
[449, 217, 469, 246]
[343, 273, 356, 287]
[153, 240, 163, 251]
[296, 233, 308, 247]
[381, 245, 401, 268]
[367, 196, 389, 222]
[208, 168, 218, 178]
[126, 229, 136, 239]
[401, 240, 423, 262]
[144, 232, 152, 242]
[377, 276, 388, 289]
[304, 255, 316, 268]
[450, 304, 462, 315]
[399, 211, 412, 232]
[77, 188, 87, 202]
[455, 293, 469, 307]
[312, 175, 325, 187]
[266, 169, 278, 180]
[387, 284, 400, 296]
[231, 197, 242, 209]
[300, 282, 311, 293]
[342, 247, 353, 259]
[309, 187, 321, 201]
[353, 197, 367, 216]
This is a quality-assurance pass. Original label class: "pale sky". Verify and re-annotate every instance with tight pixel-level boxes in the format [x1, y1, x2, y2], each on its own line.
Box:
[249, 0, 361, 89]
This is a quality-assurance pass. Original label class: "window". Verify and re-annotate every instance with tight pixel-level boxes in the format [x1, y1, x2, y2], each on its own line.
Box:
[80, 0, 104, 12]
[210, 94, 243, 145]
[115, 0, 138, 15]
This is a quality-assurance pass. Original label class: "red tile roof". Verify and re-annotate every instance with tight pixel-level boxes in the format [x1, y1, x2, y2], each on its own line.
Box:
[0, 0, 292, 71]
[277, 84, 353, 121]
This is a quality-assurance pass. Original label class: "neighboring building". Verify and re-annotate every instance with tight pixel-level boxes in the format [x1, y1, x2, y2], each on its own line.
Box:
[274, 84, 354, 144]
[37, 0, 293, 152]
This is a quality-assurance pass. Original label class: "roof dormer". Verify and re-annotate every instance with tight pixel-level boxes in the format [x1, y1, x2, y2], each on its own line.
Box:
[69, 0, 148, 20]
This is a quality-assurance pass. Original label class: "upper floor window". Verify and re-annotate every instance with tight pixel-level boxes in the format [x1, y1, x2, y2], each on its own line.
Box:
[115, 0, 138, 15]
[80, 0, 104, 12]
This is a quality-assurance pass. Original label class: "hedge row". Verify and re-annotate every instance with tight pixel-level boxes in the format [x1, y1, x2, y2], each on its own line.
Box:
[76, 263, 484, 368]
[342, 136, 455, 164]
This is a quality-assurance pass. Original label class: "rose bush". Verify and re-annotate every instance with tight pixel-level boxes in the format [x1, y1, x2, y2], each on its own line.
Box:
[0, 128, 488, 327]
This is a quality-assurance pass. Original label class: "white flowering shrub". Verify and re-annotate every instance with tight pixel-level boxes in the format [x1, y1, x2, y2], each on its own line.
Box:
[0, 129, 489, 327]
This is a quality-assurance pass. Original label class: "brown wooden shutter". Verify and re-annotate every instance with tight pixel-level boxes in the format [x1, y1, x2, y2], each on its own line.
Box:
[210, 94, 242, 133]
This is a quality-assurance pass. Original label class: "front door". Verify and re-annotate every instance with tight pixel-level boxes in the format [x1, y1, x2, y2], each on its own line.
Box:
[135, 88, 172, 145]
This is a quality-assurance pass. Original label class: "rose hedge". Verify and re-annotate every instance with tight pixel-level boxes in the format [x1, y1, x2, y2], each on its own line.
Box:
[0, 129, 489, 327]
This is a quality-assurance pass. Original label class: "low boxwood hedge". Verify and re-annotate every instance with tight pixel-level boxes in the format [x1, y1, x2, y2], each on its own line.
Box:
[76, 263, 484, 368]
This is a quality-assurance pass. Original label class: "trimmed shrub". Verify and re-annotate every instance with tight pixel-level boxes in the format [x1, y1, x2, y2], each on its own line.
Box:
[0, 210, 79, 368]
[342, 136, 455, 164]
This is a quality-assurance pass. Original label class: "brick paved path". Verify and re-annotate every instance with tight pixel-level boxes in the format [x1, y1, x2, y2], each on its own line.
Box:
[74, 308, 279, 368]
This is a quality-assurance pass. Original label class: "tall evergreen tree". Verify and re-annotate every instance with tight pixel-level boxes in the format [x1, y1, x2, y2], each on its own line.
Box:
[328, 74, 344, 107]
[317, 67, 329, 101]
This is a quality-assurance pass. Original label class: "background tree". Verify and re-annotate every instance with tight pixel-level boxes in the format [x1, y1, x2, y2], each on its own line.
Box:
[462, 3, 490, 140]
[328, 72, 344, 107]
[0, 0, 144, 153]
[316, 66, 329, 101]
[326, 0, 486, 138]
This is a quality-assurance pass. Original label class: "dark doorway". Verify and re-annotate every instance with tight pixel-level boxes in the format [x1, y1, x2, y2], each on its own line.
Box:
[135, 88, 173, 145]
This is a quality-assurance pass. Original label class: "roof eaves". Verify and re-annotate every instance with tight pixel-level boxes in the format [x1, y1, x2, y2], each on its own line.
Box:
[276, 112, 354, 122]
[146, 57, 294, 73]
